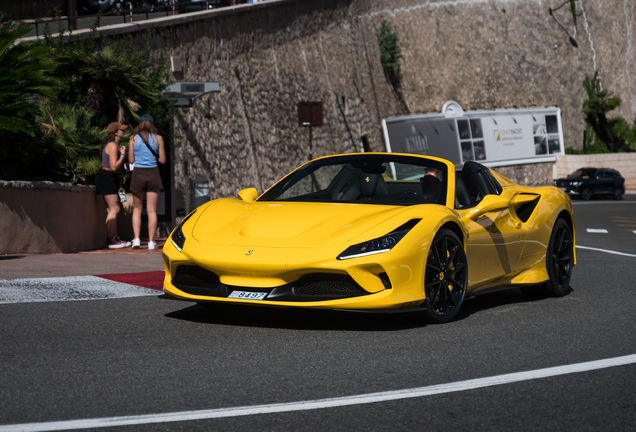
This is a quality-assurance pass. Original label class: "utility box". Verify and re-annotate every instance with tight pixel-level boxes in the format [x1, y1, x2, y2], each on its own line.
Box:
[298, 101, 323, 127]
[192, 178, 210, 208]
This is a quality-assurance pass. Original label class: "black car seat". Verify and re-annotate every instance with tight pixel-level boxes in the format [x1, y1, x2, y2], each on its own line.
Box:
[460, 161, 502, 206]
[454, 172, 471, 208]
[330, 164, 362, 201]
[360, 171, 389, 200]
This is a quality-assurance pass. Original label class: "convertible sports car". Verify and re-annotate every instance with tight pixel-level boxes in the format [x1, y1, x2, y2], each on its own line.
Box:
[162, 153, 575, 323]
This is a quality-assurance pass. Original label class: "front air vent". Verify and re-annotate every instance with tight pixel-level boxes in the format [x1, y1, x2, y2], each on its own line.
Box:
[172, 265, 227, 296]
[291, 274, 368, 298]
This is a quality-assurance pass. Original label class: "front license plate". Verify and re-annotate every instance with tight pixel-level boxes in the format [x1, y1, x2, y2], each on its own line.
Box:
[228, 291, 267, 300]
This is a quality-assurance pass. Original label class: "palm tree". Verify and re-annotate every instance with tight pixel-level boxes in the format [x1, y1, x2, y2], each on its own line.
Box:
[52, 45, 157, 124]
[0, 13, 58, 179]
[37, 102, 107, 183]
[582, 71, 622, 151]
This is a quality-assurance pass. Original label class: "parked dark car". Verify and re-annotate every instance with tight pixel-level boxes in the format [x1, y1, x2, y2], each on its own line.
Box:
[554, 167, 625, 200]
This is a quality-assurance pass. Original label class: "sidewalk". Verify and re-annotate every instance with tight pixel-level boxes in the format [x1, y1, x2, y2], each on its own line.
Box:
[0, 239, 167, 280]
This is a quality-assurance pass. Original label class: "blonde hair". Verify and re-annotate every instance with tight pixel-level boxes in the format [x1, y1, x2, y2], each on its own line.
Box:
[132, 120, 158, 143]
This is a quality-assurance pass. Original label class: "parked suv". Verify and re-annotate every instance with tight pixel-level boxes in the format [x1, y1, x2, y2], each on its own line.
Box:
[554, 167, 625, 200]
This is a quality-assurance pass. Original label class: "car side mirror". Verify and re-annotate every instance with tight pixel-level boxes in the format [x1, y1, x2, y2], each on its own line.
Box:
[463, 194, 509, 220]
[238, 187, 258, 203]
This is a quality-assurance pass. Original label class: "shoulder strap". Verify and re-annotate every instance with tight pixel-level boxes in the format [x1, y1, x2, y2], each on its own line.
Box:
[139, 133, 158, 160]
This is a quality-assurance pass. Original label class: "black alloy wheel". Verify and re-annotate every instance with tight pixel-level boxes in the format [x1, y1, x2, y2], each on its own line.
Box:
[581, 188, 592, 200]
[423, 229, 468, 324]
[613, 187, 624, 200]
[544, 218, 574, 297]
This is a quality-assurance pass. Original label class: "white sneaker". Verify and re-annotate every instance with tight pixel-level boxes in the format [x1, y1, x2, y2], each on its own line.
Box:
[131, 238, 141, 248]
[148, 241, 157, 250]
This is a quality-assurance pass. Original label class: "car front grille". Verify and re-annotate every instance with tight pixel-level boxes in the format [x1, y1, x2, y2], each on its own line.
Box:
[170, 266, 371, 301]
[291, 274, 368, 298]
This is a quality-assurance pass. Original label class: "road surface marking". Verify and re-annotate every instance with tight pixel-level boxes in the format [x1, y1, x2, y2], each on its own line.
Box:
[0, 275, 160, 304]
[586, 228, 608, 233]
[1, 354, 635, 431]
[576, 245, 636, 257]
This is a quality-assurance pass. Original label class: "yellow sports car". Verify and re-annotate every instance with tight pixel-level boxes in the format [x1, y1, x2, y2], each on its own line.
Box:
[162, 153, 575, 323]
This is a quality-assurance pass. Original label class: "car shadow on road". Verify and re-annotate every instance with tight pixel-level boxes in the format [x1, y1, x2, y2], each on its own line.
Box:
[0, 255, 26, 261]
[455, 286, 574, 321]
[164, 301, 425, 331]
[162, 286, 573, 330]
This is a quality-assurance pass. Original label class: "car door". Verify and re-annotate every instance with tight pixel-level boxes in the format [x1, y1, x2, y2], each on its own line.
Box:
[454, 162, 526, 289]
[458, 203, 527, 288]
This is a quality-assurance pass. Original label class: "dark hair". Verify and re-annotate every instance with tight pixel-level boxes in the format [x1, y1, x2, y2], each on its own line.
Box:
[132, 120, 159, 144]
[101, 131, 118, 153]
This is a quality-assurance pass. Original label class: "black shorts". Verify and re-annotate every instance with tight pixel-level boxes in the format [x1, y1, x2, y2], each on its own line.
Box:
[131, 167, 163, 193]
[95, 169, 119, 195]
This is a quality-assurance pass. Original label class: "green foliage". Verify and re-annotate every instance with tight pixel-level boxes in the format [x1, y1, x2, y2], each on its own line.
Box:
[581, 71, 635, 153]
[36, 12, 171, 183]
[0, 13, 59, 180]
[570, 0, 577, 28]
[37, 103, 107, 183]
[376, 20, 402, 70]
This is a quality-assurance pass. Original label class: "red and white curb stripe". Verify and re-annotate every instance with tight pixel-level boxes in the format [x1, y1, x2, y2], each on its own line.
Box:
[0, 271, 164, 304]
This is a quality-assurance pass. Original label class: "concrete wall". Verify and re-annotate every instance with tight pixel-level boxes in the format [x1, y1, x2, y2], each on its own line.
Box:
[0, 181, 108, 254]
[554, 153, 636, 192]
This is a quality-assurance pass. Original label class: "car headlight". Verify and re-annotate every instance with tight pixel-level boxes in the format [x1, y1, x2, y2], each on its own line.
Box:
[171, 210, 197, 252]
[337, 230, 410, 260]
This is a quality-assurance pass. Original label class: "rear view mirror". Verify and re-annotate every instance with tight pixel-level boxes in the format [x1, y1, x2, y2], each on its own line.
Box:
[238, 188, 258, 203]
[463, 194, 509, 220]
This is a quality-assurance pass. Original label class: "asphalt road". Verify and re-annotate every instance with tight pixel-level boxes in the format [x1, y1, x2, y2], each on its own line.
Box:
[1, 196, 635, 431]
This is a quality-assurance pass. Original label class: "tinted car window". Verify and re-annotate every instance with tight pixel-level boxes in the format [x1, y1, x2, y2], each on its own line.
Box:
[568, 168, 597, 179]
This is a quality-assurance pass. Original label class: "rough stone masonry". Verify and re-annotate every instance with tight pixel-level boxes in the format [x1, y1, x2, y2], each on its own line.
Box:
[90, 0, 636, 204]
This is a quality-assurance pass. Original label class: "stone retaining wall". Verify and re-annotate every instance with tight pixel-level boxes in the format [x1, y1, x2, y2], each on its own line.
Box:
[27, 0, 635, 204]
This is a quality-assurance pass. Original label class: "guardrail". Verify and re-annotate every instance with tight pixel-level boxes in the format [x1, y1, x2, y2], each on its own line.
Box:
[3, 1, 257, 37]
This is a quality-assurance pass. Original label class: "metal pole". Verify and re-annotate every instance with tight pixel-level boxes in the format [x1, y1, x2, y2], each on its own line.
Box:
[172, 0, 176, 15]
[170, 117, 177, 227]
[184, 150, 189, 215]
[309, 126, 313, 160]
[129, 2, 133, 22]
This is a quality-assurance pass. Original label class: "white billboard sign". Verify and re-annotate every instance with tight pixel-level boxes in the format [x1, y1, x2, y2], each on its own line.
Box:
[382, 103, 564, 167]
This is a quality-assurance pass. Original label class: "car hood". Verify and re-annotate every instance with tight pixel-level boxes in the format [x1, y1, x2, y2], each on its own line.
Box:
[191, 199, 414, 248]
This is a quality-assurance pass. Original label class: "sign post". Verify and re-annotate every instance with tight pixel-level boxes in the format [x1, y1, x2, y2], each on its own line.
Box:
[297, 101, 323, 160]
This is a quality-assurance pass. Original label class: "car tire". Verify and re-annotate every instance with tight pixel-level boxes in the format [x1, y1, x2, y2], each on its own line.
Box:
[581, 188, 592, 200]
[613, 187, 624, 200]
[423, 229, 468, 324]
[544, 218, 574, 297]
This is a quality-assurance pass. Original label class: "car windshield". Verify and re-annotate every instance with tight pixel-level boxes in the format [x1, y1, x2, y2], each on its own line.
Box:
[568, 168, 597, 179]
[258, 154, 448, 206]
